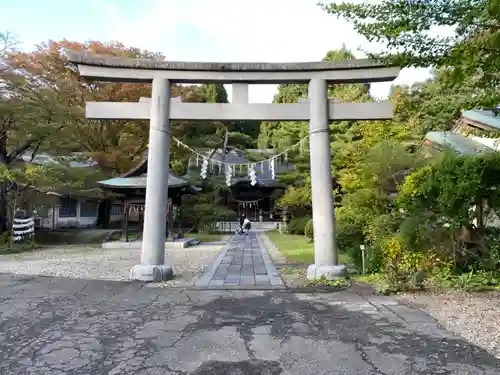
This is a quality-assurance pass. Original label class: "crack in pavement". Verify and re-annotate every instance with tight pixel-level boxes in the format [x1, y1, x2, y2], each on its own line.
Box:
[0, 273, 498, 374]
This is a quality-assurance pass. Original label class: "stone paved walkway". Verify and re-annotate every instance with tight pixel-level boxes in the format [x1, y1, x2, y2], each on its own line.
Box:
[195, 231, 284, 289]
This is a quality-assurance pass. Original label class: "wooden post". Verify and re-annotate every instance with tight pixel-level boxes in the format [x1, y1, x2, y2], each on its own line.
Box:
[360, 244, 366, 275]
[124, 203, 129, 242]
[9, 185, 18, 249]
[178, 194, 184, 237]
[120, 201, 126, 240]
[52, 202, 56, 230]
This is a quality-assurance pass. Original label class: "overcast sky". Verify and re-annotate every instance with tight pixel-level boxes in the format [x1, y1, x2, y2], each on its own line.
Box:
[3, 0, 432, 102]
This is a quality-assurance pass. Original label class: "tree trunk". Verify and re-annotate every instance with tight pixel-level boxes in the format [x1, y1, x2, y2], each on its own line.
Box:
[97, 199, 112, 229]
[0, 182, 8, 234]
[476, 198, 485, 230]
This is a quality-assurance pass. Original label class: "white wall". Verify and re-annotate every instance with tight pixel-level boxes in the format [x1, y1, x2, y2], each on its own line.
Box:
[36, 200, 149, 229]
[37, 199, 99, 229]
[468, 136, 500, 152]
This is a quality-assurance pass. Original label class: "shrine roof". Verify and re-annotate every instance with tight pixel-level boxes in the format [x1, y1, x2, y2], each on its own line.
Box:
[97, 174, 192, 189]
[98, 157, 200, 192]
[424, 131, 494, 156]
[462, 109, 500, 131]
[229, 177, 285, 188]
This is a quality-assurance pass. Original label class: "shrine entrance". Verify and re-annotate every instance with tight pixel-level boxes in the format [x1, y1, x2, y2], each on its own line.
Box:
[69, 52, 400, 282]
[230, 181, 285, 222]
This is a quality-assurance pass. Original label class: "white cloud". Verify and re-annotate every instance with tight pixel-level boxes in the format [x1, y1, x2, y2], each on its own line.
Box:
[96, 0, 432, 102]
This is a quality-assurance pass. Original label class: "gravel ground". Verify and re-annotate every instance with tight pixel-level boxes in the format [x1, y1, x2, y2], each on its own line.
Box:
[0, 244, 224, 287]
[398, 291, 500, 358]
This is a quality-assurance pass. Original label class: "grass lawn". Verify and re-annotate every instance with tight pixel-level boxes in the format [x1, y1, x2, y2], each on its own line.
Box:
[191, 232, 225, 243]
[267, 231, 350, 264]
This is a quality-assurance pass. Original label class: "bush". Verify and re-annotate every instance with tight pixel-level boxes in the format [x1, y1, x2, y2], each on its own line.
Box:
[482, 228, 500, 273]
[0, 240, 40, 254]
[344, 245, 362, 270]
[304, 219, 313, 241]
[365, 244, 385, 273]
[378, 235, 444, 292]
[344, 243, 384, 274]
[335, 207, 365, 252]
[289, 216, 311, 235]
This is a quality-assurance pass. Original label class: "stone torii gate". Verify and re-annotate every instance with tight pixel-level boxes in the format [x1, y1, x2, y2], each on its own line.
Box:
[68, 52, 400, 282]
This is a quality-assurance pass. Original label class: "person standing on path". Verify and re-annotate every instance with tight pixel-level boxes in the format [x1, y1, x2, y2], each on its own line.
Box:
[242, 217, 251, 235]
[239, 213, 246, 231]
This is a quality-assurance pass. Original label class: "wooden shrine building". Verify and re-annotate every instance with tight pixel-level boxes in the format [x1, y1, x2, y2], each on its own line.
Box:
[189, 148, 293, 221]
[98, 158, 201, 238]
[423, 108, 500, 156]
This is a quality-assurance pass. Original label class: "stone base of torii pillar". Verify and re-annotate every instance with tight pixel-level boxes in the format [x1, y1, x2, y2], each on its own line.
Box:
[130, 264, 173, 282]
[306, 265, 347, 280]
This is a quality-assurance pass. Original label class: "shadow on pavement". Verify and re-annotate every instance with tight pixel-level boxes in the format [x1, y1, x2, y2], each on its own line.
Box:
[0, 273, 498, 374]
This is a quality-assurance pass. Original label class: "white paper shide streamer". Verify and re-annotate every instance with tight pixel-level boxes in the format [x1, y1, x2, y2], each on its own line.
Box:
[200, 157, 209, 179]
[12, 216, 35, 242]
[225, 164, 233, 186]
[248, 164, 257, 186]
[270, 157, 276, 179]
[184, 137, 308, 184]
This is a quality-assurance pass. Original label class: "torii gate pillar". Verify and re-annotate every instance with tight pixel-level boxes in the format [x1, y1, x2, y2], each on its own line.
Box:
[130, 78, 174, 281]
[307, 79, 345, 279]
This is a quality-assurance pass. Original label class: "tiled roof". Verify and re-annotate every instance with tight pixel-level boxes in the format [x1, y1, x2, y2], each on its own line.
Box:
[424, 131, 494, 155]
[462, 109, 500, 131]
[19, 152, 96, 168]
[98, 173, 190, 189]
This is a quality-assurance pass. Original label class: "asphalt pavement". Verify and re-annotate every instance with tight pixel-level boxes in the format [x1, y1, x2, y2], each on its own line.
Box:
[0, 273, 499, 374]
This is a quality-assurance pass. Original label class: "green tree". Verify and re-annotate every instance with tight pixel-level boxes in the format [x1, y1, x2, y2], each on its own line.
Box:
[199, 83, 261, 148]
[322, 0, 500, 86]
[262, 48, 390, 213]
[392, 68, 500, 135]
[396, 151, 500, 272]
[200, 83, 228, 103]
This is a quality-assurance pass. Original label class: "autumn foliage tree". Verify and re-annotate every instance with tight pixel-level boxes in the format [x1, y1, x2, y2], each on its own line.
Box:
[0, 37, 260, 231]
[0, 40, 165, 230]
[5, 40, 166, 172]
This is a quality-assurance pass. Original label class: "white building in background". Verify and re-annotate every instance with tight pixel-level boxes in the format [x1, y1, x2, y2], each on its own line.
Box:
[423, 108, 500, 229]
[32, 192, 123, 230]
[423, 109, 500, 156]
[15, 152, 124, 229]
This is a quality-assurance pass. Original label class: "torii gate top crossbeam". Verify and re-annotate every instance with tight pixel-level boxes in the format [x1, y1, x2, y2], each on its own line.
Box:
[67, 52, 400, 84]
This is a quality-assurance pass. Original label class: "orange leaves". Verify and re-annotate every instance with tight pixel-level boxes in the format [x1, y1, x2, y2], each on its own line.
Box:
[2, 38, 219, 176]
[2, 40, 158, 173]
